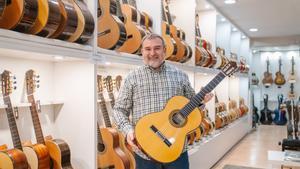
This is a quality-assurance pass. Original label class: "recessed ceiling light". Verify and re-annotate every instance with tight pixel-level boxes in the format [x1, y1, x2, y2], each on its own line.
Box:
[232, 27, 237, 31]
[241, 35, 246, 39]
[249, 28, 258, 32]
[53, 55, 64, 60]
[224, 0, 236, 4]
[105, 62, 111, 65]
[205, 4, 210, 9]
[221, 18, 226, 22]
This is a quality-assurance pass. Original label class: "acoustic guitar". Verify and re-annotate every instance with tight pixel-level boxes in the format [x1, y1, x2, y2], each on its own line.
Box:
[97, 75, 130, 169]
[259, 94, 273, 125]
[0, 0, 7, 17]
[177, 29, 192, 63]
[135, 61, 237, 163]
[251, 72, 259, 85]
[97, 0, 127, 50]
[288, 56, 296, 83]
[0, 70, 29, 169]
[274, 58, 286, 87]
[141, 11, 153, 33]
[262, 58, 273, 88]
[288, 83, 296, 99]
[25, 69, 73, 169]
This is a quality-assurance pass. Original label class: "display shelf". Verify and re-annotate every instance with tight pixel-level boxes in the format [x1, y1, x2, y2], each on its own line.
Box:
[0, 101, 64, 109]
[0, 29, 92, 60]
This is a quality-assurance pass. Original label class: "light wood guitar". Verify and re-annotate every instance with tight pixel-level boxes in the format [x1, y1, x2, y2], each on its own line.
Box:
[262, 57, 273, 88]
[25, 69, 73, 169]
[0, 70, 29, 169]
[135, 61, 237, 163]
[178, 29, 192, 63]
[105, 75, 136, 169]
[288, 56, 296, 83]
[98, 0, 127, 49]
[97, 75, 130, 169]
[274, 58, 286, 87]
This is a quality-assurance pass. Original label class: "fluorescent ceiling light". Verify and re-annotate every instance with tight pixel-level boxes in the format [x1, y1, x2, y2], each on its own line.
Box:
[224, 0, 236, 4]
[249, 28, 258, 32]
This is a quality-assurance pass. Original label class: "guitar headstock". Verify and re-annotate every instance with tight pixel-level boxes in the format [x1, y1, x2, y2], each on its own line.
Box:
[221, 60, 238, 76]
[97, 75, 103, 93]
[25, 69, 40, 95]
[104, 76, 113, 93]
[115, 75, 122, 91]
[1, 70, 17, 96]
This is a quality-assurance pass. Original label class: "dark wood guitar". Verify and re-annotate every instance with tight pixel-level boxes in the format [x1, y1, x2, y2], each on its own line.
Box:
[177, 29, 192, 63]
[25, 69, 73, 169]
[274, 58, 286, 87]
[97, 0, 127, 49]
[0, 0, 7, 16]
[0, 70, 29, 169]
[259, 94, 273, 125]
[262, 58, 273, 88]
[97, 75, 130, 169]
[135, 61, 237, 163]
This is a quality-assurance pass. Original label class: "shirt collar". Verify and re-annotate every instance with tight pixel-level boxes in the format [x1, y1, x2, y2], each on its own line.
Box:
[145, 61, 166, 73]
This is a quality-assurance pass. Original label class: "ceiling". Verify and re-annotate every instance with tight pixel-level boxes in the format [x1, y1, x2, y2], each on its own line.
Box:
[197, 0, 300, 50]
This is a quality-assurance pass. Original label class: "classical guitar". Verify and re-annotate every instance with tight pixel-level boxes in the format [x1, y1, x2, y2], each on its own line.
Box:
[0, 0, 7, 17]
[27, 0, 61, 37]
[288, 83, 296, 99]
[161, 0, 177, 60]
[259, 94, 273, 125]
[104, 75, 136, 169]
[274, 58, 286, 87]
[135, 61, 237, 163]
[97, 75, 130, 169]
[214, 92, 223, 129]
[195, 14, 210, 67]
[213, 47, 224, 69]
[97, 0, 127, 50]
[262, 58, 273, 88]
[0, 70, 29, 169]
[288, 56, 296, 83]
[25, 69, 73, 169]
[141, 11, 153, 33]
[177, 29, 192, 63]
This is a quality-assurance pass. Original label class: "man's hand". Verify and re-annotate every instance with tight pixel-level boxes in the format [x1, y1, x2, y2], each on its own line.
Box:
[126, 130, 138, 150]
[203, 93, 214, 103]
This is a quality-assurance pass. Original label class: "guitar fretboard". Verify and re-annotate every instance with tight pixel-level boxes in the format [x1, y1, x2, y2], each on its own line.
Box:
[98, 93, 112, 128]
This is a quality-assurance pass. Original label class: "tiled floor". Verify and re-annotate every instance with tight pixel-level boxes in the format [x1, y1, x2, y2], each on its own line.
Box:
[211, 125, 287, 169]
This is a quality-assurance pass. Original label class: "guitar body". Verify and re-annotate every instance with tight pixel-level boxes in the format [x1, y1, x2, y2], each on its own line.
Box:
[23, 144, 51, 169]
[0, 148, 29, 169]
[97, 128, 130, 169]
[0, 0, 24, 29]
[135, 96, 202, 163]
[98, 0, 127, 49]
[27, 0, 50, 34]
[118, 133, 136, 169]
[45, 139, 73, 169]
[262, 72, 273, 87]
[162, 21, 177, 60]
[274, 72, 286, 86]
[67, 0, 85, 42]
[168, 25, 185, 62]
[288, 73, 296, 83]
[260, 108, 273, 125]
[117, 4, 146, 54]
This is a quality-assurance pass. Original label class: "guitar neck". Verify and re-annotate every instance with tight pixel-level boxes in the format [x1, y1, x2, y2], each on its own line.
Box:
[98, 93, 112, 128]
[181, 71, 226, 117]
[3, 96, 23, 150]
[108, 92, 115, 108]
[128, 0, 137, 8]
[161, 0, 167, 22]
[27, 94, 45, 145]
[97, 123, 104, 151]
[115, 0, 123, 17]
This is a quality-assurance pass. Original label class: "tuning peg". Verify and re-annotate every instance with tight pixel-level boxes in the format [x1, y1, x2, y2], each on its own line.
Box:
[36, 74, 40, 79]
[13, 85, 17, 90]
[36, 80, 40, 83]
[37, 84, 40, 88]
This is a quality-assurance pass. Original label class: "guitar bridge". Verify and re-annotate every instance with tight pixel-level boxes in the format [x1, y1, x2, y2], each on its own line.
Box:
[150, 125, 172, 147]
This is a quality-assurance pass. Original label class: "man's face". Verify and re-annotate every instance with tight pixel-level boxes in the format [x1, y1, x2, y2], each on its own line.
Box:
[141, 37, 166, 69]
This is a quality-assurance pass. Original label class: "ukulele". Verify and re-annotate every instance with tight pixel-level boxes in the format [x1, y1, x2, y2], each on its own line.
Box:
[0, 70, 29, 169]
[97, 0, 127, 50]
[274, 57, 286, 87]
[97, 75, 130, 169]
[262, 58, 273, 88]
[25, 69, 73, 169]
[161, 0, 177, 60]
[104, 75, 136, 169]
[259, 94, 273, 125]
[135, 61, 237, 163]
[288, 56, 296, 83]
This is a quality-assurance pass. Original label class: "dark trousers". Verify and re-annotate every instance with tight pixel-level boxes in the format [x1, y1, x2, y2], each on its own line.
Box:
[134, 152, 189, 169]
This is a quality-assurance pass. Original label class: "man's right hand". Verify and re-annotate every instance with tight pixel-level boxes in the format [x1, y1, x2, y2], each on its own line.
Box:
[126, 130, 139, 150]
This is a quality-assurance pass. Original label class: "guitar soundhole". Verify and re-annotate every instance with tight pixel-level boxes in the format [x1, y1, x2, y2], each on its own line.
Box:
[98, 143, 105, 152]
[170, 111, 187, 127]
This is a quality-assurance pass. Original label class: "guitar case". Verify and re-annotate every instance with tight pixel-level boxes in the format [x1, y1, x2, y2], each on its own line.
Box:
[260, 94, 273, 125]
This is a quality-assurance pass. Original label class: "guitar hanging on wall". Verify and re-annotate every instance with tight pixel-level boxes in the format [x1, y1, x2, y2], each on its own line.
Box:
[288, 56, 296, 83]
[274, 57, 286, 88]
[135, 61, 237, 163]
[262, 57, 273, 88]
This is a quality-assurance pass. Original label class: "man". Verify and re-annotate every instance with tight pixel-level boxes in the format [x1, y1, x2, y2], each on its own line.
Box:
[113, 33, 213, 169]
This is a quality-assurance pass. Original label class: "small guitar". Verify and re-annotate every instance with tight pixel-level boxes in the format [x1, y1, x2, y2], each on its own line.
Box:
[262, 58, 273, 88]
[0, 70, 29, 169]
[25, 69, 73, 169]
[288, 56, 296, 83]
[274, 57, 286, 87]
[135, 61, 237, 163]
[97, 0, 127, 50]
[97, 75, 130, 169]
[259, 94, 273, 125]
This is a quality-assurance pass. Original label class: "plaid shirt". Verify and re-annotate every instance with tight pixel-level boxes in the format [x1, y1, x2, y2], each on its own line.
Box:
[112, 62, 195, 159]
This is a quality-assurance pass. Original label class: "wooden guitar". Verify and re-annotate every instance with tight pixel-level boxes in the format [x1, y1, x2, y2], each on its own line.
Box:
[161, 0, 177, 60]
[177, 29, 192, 63]
[97, 0, 127, 50]
[251, 72, 259, 85]
[0, 70, 29, 169]
[288, 83, 296, 99]
[135, 61, 237, 163]
[0, 0, 7, 17]
[274, 58, 286, 87]
[262, 58, 273, 88]
[195, 14, 210, 67]
[141, 11, 153, 33]
[25, 69, 73, 169]
[97, 75, 130, 169]
[288, 56, 296, 83]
